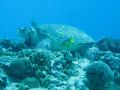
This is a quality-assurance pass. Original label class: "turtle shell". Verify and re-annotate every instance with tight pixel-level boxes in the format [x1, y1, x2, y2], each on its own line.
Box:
[34, 24, 95, 51]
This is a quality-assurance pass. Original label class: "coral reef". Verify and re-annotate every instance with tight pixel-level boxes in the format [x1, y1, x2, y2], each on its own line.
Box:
[85, 61, 114, 90]
[97, 37, 120, 53]
[0, 39, 26, 52]
[0, 28, 120, 90]
[21, 77, 40, 88]
[8, 57, 33, 78]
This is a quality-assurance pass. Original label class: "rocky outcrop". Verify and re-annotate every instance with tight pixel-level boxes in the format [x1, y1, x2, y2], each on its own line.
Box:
[0, 36, 120, 90]
[97, 37, 120, 53]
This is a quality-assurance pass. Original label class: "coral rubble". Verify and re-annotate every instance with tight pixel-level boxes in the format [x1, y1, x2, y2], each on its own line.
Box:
[0, 26, 120, 90]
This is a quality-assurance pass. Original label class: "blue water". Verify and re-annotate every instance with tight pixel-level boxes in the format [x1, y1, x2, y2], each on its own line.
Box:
[0, 0, 120, 40]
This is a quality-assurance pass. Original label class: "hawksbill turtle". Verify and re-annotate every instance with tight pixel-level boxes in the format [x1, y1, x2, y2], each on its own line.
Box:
[17, 21, 95, 51]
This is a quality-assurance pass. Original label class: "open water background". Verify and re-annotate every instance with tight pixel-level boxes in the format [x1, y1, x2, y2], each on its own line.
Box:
[0, 0, 120, 40]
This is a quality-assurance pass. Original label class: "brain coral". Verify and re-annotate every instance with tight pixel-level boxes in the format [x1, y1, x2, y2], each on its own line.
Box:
[85, 61, 114, 90]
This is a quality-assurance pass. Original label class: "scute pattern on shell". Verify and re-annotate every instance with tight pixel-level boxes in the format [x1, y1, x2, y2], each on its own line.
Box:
[32, 23, 95, 51]
[39, 24, 95, 44]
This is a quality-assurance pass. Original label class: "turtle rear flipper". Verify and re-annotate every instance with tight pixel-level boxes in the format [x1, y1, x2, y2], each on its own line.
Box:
[31, 20, 48, 41]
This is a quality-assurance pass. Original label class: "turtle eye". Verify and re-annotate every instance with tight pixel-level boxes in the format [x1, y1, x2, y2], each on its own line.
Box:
[18, 27, 31, 33]
[17, 27, 31, 38]
[18, 29, 26, 34]
[18, 27, 26, 32]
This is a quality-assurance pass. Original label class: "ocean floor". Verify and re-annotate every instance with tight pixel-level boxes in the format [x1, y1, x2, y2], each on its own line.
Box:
[0, 34, 120, 90]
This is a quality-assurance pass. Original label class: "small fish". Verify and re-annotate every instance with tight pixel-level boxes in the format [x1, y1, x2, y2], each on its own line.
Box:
[61, 37, 75, 47]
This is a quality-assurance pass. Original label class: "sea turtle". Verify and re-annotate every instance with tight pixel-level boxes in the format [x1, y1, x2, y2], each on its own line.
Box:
[17, 21, 95, 51]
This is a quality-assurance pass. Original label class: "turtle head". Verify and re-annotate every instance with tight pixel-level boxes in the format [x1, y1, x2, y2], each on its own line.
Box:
[31, 20, 48, 40]
[17, 26, 42, 47]
[17, 27, 34, 38]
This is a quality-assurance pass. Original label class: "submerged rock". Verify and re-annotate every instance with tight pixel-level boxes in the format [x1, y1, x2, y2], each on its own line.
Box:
[0, 68, 9, 89]
[0, 26, 120, 90]
[29, 50, 53, 73]
[99, 51, 120, 71]
[0, 39, 14, 49]
[21, 77, 40, 88]
[8, 57, 33, 78]
[97, 37, 120, 53]
[4, 83, 29, 90]
[114, 70, 120, 86]
[17, 49, 34, 58]
[29, 87, 48, 90]
[0, 39, 26, 52]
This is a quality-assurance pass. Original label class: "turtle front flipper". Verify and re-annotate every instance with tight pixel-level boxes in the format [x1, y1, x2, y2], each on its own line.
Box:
[31, 20, 40, 31]
[36, 38, 51, 50]
[31, 20, 48, 41]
